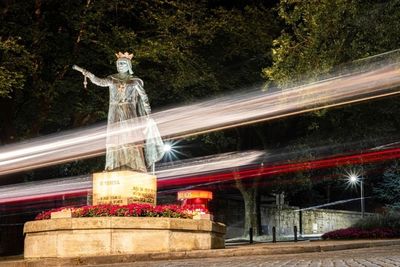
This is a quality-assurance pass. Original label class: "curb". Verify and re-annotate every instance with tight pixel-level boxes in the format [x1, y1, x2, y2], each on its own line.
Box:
[2, 239, 400, 266]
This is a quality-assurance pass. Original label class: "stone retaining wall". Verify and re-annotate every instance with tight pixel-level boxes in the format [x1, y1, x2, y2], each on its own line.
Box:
[261, 206, 372, 235]
[212, 197, 371, 237]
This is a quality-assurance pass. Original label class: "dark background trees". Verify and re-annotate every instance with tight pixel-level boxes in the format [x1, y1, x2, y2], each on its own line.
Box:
[0, 0, 280, 143]
[0, 0, 280, 179]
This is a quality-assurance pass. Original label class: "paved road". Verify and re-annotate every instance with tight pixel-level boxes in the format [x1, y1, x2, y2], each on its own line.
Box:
[96, 245, 400, 267]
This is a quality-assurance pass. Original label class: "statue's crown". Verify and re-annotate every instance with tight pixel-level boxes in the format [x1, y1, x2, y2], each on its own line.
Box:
[115, 52, 133, 60]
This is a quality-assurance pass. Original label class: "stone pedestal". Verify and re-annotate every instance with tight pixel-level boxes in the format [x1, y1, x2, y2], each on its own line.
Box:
[24, 217, 226, 258]
[92, 171, 156, 205]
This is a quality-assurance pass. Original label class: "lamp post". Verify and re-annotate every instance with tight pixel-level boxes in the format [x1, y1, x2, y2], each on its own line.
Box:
[360, 178, 365, 218]
[348, 173, 365, 218]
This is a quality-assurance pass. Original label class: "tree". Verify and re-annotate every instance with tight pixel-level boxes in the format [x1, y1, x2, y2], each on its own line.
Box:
[235, 174, 262, 236]
[262, 0, 400, 154]
[0, 38, 35, 143]
[264, 0, 400, 87]
[375, 161, 400, 210]
[0, 0, 280, 179]
[0, 0, 279, 140]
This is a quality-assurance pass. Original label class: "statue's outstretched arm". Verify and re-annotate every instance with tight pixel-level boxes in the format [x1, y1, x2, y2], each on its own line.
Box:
[72, 65, 111, 87]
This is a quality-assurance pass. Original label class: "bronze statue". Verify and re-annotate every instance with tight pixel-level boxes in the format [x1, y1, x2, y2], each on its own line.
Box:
[73, 52, 164, 172]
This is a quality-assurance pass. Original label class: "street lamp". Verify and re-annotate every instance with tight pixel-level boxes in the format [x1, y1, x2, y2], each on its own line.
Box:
[150, 143, 175, 174]
[346, 171, 365, 218]
[163, 143, 172, 153]
[162, 141, 183, 162]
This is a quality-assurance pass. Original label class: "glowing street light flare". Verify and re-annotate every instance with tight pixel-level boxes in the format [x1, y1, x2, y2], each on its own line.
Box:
[349, 174, 358, 183]
[162, 140, 186, 162]
[163, 143, 172, 153]
[346, 170, 361, 186]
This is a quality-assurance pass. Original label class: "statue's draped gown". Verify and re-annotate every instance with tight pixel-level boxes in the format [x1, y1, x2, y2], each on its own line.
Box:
[88, 74, 164, 172]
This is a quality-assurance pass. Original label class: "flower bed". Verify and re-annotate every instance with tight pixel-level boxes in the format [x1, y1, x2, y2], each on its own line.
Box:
[35, 203, 194, 220]
[322, 227, 400, 240]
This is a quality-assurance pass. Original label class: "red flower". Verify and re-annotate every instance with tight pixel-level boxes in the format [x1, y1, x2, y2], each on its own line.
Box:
[34, 203, 194, 220]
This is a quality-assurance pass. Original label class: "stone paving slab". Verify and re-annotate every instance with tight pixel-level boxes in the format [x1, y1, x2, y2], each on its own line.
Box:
[110, 245, 400, 267]
[1, 239, 400, 266]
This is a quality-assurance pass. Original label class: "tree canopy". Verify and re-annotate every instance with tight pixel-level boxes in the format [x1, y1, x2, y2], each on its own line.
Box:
[375, 161, 400, 211]
[0, 0, 279, 145]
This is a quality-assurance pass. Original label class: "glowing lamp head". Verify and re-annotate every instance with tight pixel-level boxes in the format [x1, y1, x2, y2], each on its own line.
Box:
[348, 174, 359, 184]
[163, 143, 172, 153]
[345, 169, 362, 188]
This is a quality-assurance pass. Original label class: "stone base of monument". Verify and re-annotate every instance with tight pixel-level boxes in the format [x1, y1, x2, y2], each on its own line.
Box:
[23, 217, 226, 258]
[93, 170, 157, 205]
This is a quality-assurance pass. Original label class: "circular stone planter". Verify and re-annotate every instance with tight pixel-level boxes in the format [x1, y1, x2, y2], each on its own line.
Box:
[24, 217, 226, 258]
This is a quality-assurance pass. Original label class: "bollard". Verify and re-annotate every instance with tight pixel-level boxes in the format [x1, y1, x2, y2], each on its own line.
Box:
[299, 210, 303, 236]
[272, 226, 276, 243]
[249, 227, 253, 244]
[294, 225, 298, 242]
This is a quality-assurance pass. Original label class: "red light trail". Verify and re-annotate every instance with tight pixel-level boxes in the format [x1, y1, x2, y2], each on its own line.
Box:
[1, 146, 399, 206]
[158, 146, 400, 188]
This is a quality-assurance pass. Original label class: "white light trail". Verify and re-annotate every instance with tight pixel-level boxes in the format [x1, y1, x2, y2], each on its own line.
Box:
[0, 137, 399, 204]
[0, 150, 265, 203]
[294, 197, 372, 212]
[1, 57, 400, 175]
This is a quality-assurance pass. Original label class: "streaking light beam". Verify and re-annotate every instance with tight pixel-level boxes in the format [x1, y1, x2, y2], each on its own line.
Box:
[1, 58, 400, 175]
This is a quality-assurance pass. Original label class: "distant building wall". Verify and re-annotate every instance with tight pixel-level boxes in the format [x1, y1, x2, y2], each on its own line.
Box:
[212, 197, 372, 238]
[301, 208, 370, 235]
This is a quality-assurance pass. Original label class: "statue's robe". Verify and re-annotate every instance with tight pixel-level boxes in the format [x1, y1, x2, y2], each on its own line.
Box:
[89, 74, 164, 172]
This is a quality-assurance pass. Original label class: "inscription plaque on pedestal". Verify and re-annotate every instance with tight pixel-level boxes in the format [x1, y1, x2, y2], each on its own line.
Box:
[92, 171, 157, 205]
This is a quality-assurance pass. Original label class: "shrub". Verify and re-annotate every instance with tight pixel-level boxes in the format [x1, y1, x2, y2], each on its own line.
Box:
[353, 212, 400, 230]
[322, 211, 400, 240]
[35, 204, 193, 220]
[322, 227, 400, 240]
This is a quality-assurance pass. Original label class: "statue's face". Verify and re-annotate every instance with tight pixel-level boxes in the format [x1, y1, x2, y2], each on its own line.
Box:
[116, 59, 130, 74]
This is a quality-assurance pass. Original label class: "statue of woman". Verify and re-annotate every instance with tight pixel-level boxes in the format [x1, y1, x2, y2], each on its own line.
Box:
[72, 52, 164, 173]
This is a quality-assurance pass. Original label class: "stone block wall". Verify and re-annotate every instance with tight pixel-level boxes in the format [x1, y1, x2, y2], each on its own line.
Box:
[261, 206, 371, 236]
[301, 208, 370, 235]
[212, 197, 372, 238]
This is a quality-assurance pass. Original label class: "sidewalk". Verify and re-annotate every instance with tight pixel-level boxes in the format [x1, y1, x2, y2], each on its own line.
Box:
[2, 239, 400, 266]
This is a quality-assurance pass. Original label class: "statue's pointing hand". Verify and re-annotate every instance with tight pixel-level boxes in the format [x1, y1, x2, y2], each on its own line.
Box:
[72, 65, 90, 88]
